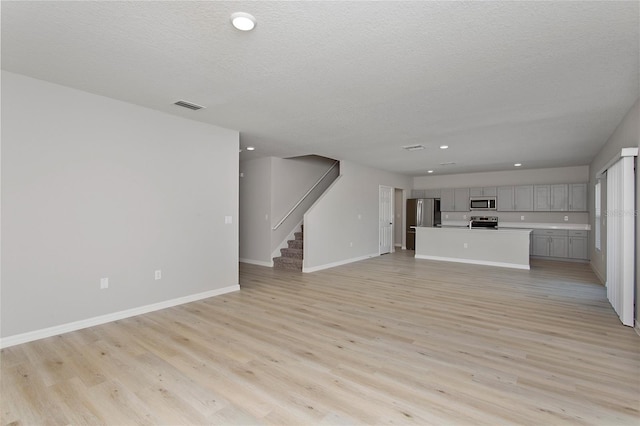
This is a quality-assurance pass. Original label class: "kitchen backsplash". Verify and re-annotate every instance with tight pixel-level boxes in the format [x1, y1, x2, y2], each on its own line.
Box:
[440, 211, 589, 225]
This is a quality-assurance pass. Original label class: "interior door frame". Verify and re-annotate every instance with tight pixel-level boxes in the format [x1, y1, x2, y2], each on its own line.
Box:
[379, 185, 394, 255]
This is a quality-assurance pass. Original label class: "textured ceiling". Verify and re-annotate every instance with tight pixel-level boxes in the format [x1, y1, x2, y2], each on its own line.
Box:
[2, 1, 638, 176]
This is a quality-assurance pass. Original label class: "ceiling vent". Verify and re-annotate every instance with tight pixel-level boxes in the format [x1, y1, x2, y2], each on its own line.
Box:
[173, 100, 206, 111]
[439, 161, 456, 166]
[402, 144, 425, 151]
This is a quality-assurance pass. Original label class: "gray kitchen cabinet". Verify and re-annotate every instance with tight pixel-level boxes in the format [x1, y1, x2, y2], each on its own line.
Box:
[454, 188, 470, 211]
[423, 189, 441, 198]
[514, 185, 534, 211]
[497, 185, 533, 211]
[550, 184, 568, 211]
[534, 185, 551, 211]
[440, 188, 455, 211]
[535, 184, 573, 211]
[568, 230, 588, 259]
[531, 230, 569, 258]
[470, 187, 497, 197]
[440, 188, 470, 211]
[569, 183, 587, 211]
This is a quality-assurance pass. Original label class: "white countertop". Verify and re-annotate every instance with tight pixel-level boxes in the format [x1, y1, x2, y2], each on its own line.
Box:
[440, 221, 591, 231]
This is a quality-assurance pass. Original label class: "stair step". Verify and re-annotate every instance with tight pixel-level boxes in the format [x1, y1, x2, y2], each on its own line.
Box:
[273, 256, 302, 271]
[294, 232, 303, 241]
[288, 239, 303, 249]
[280, 248, 303, 259]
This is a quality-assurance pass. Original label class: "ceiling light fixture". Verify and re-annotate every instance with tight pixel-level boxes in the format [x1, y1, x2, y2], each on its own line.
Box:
[246, 146, 255, 151]
[514, 163, 522, 167]
[427, 170, 434, 174]
[231, 12, 256, 31]
[439, 145, 449, 150]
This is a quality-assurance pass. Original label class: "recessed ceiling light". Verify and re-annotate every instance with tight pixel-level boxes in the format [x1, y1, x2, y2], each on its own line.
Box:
[231, 12, 256, 31]
[439, 145, 449, 149]
[246, 146, 255, 151]
[514, 163, 522, 167]
[427, 170, 434, 174]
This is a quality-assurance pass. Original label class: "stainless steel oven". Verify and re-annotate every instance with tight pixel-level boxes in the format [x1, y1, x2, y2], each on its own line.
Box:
[469, 196, 497, 211]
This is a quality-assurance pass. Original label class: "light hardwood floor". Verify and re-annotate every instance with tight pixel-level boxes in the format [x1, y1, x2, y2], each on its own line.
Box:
[2, 251, 639, 425]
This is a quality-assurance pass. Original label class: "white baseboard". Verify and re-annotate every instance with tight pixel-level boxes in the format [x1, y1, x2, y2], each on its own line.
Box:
[415, 254, 530, 270]
[239, 258, 274, 267]
[590, 262, 606, 285]
[0, 285, 240, 349]
[303, 253, 378, 273]
[635, 319, 640, 337]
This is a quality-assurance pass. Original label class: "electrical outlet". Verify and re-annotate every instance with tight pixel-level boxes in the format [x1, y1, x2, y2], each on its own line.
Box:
[521, 215, 525, 221]
[463, 214, 467, 220]
[155, 270, 162, 280]
[224, 216, 232, 224]
[564, 216, 569, 221]
[349, 242, 353, 247]
[100, 277, 109, 289]
[463, 243, 468, 249]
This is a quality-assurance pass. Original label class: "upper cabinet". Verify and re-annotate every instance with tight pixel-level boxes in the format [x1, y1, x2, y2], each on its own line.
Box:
[497, 185, 533, 211]
[534, 183, 586, 211]
[469, 187, 497, 197]
[441, 188, 470, 211]
[424, 189, 442, 198]
[416, 182, 587, 212]
[568, 183, 587, 211]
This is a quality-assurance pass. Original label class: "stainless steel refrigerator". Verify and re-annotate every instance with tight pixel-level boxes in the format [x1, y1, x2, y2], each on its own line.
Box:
[406, 198, 441, 250]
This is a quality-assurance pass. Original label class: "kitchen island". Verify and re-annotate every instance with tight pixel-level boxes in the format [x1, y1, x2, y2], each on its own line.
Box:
[414, 226, 533, 269]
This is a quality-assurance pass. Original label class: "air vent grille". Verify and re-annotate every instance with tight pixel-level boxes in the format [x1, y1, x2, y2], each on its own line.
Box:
[402, 144, 425, 151]
[439, 161, 456, 166]
[173, 100, 205, 111]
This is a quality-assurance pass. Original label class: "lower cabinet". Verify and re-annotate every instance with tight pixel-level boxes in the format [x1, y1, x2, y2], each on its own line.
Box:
[531, 230, 589, 260]
[568, 230, 588, 260]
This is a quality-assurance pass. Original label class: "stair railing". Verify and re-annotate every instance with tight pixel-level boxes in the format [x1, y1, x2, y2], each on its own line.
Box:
[272, 160, 339, 230]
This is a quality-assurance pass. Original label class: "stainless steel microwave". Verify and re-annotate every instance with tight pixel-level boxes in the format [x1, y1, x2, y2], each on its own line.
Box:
[469, 196, 497, 210]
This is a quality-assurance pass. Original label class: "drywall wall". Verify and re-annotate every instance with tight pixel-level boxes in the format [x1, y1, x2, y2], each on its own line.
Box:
[588, 98, 639, 321]
[270, 156, 338, 253]
[303, 160, 411, 271]
[414, 166, 589, 189]
[239, 157, 272, 265]
[1, 71, 239, 339]
[239, 155, 338, 265]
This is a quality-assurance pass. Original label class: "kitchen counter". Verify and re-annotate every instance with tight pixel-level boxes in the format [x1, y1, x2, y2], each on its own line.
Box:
[414, 226, 532, 269]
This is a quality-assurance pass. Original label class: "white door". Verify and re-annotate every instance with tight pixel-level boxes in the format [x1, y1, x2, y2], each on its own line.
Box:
[379, 186, 393, 255]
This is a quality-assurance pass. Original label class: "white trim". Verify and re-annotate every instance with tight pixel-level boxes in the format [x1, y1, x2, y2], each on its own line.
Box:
[239, 258, 274, 267]
[303, 253, 378, 273]
[415, 254, 530, 270]
[590, 262, 606, 285]
[635, 319, 640, 337]
[0, 285, 240, 349]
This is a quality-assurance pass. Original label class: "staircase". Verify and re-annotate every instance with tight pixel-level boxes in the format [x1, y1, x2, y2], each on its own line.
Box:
[273, 227, 303, 271]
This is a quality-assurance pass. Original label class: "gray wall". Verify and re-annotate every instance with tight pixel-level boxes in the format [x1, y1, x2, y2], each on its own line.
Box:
[239, 157, 273, 265]
[304, 160, 411, 271]
[1, 71, 239, 338]
[239, 155, 337, 265]
[414, 166, 589, 189]
[414, 166, 591, 225]
[588, 98, 639, 321]
[269, 156, 337, 253]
